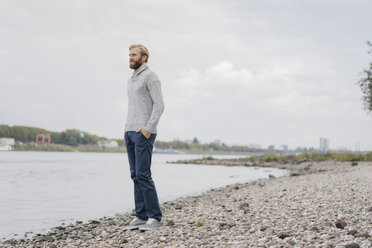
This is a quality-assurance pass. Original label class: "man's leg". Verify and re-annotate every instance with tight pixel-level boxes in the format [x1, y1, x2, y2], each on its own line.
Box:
[125, 131, 147, 220]
[134, 132, 162, 221]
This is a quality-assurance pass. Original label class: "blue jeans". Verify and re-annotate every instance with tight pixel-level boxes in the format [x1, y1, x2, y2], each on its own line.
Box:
[124, 131, 162, 221]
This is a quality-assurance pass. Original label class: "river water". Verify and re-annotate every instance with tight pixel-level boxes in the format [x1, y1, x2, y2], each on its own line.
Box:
[0, 151, 289, 240]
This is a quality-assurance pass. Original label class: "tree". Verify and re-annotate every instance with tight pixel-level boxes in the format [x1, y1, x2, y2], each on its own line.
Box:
[359, 41, 372, 113]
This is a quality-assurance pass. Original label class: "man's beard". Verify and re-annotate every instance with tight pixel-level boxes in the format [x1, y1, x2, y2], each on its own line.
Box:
[130, 59, 143, 70]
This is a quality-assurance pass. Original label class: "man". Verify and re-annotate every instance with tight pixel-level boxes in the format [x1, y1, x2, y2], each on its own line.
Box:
[124, 44, 165, 231]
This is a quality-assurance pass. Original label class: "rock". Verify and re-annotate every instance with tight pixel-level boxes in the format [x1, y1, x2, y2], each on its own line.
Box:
[90, 220, 100, 225]
[40, 235, 54, 242]
[159, 236, 166, 242]
[49, 244, 57, 248]
[239, 202, 249, 210]
[260, 226, 267, 231]
[310, 226, 320, 232]
[120, 237, 128, 243]
[288, 240, 296, 246]
[351, 162, 358, 166]
[335, 219, 347, 229]
[278, 232, 290, 239]
[166, 220, 175, 227]
[269, 174, 276, 178]
[296, 159, 307, 164]
[354, 232, 371, 238]
[347, 230, 358, 235]
[344, 243, 359, 248]
[219, 222, 227, 228]
[175, 204, 182, 210]
[326, 242, 335, 248]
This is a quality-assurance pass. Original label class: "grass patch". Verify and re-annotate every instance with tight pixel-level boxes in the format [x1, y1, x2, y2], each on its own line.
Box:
[247, 152, 372, 164]
[196, 220, 205, 227]
[202, 156, 215, 160]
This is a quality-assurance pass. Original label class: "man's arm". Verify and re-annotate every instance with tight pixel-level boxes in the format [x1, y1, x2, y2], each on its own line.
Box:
[144, 72, 165, 133]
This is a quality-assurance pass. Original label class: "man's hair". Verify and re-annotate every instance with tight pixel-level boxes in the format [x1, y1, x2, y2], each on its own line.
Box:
[129, 44, 149, 63]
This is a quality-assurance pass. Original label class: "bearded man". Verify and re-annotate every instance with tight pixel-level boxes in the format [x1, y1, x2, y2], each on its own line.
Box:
[124, 44, 165, 230]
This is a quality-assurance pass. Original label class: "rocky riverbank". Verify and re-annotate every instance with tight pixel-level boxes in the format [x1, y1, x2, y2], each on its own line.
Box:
[1, 161, 371, 247]
[168, 156, 362, 177]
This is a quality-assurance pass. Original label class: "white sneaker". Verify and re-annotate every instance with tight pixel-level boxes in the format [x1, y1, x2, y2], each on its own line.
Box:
[125, 217, 147, 230]
[139, 218, 162, 231]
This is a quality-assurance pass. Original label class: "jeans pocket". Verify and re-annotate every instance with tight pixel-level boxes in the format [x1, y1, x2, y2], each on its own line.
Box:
[140, 131, 151, 140]
[136, 131, 145, 141]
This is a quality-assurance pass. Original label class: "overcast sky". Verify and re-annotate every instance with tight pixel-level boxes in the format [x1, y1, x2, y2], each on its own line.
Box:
[1, 0, 371, 150]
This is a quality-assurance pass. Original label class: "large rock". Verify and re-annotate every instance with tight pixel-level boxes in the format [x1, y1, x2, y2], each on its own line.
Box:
[335, 219, 347, 229]
[278, 232, 290, 239]
[344, 243, 359, 248]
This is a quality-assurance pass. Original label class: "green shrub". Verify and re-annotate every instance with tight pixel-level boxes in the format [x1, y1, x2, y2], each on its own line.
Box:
[202, 156, 214, 160]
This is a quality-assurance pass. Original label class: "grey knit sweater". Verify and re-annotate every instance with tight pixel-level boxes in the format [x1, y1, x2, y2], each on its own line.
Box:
[124, 63, 165, 134]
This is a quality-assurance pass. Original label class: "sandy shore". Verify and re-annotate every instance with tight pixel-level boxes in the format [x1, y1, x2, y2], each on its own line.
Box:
[1, 161, 371, 248]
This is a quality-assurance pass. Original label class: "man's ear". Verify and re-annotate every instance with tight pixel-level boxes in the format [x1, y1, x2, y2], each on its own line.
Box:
[142, 55, 148, 63]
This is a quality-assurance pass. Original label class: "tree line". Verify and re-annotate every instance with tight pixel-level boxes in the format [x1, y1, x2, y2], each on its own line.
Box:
[0, 125, 264, 152]
[0, 125, 124, 146]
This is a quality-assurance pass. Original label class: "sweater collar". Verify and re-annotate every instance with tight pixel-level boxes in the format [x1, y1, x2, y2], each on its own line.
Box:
[132, 63, 148, 79]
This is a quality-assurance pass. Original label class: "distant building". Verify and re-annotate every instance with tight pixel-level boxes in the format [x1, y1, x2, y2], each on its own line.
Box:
[295, 146, 308, 153]
[267, 145, 275, 151]
[280, 145, 288, 152]
[36, 133, 50, 145]
[97, 140, 118, 148]
[319, 137, 329, 153]
[213, 139, 222, 145]
[0, 138, 15, 151]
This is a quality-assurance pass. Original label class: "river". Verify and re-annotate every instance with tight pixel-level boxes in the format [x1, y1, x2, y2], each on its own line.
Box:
[0, 151, 289, 240]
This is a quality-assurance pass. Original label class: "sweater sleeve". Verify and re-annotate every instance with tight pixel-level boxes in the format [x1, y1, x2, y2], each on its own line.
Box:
[144, 72, 165, 132]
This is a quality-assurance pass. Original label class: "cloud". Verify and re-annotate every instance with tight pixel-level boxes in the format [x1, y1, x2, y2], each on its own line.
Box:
[161, 58, 370, 149]
[0, 0, 371, 150]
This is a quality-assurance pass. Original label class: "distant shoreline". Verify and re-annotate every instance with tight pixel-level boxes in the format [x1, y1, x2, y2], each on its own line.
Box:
[8, 144, 259, 156]
[11, 144, 126, 153]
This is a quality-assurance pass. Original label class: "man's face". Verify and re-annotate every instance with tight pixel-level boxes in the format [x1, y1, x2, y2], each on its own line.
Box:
[129, 47, 145, 70]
